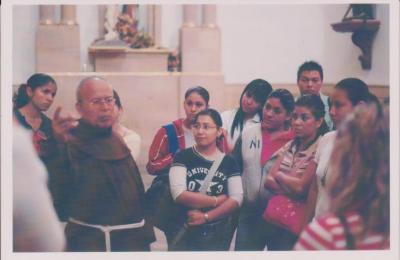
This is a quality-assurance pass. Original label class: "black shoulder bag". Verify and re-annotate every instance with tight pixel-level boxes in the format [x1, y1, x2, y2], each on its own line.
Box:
[144, 123, 182, 232]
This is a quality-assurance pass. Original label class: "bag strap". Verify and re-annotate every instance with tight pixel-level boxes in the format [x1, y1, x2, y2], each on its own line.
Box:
[163, 123, 179, 155]
[338, 215, 355, 250]
[198, 153, 225, 194]
[169, 152, 225, 250]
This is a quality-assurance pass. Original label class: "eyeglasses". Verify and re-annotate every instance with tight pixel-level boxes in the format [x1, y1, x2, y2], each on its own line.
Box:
[192, 123, 218, 131]
[86, 97, 116, 107]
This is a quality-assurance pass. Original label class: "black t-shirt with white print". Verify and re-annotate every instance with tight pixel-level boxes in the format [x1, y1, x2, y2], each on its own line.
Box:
[171, 147, 240, 196]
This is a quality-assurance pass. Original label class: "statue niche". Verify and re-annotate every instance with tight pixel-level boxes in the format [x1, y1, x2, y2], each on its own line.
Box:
[331, 4, 380, 70]
[89, 4, 170, 73]
[95, 4, 154, 48]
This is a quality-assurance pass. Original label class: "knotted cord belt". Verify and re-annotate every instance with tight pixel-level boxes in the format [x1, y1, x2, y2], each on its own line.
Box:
[69, 217, 145, 251]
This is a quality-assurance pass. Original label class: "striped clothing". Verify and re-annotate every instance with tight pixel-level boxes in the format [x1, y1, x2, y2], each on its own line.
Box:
[147, 119, 186, 175]
[294, 212, 389, 250]
[147, 118, 228, 175]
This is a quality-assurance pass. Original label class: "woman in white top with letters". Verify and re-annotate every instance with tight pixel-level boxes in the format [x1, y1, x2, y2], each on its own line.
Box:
[221, 79, 272, 153]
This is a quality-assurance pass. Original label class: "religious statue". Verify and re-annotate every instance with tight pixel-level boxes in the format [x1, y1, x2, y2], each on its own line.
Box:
[342, 4, 374, 21]
[103, 5, 120, 41]
[94, 4, 154, 48]
[168, 50, 181, 72]
[331, 4, 379, 70]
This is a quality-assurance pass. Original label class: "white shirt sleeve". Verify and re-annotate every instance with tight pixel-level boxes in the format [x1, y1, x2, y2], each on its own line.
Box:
[169, 165, 187, 200]
[314, 133, 326, 164]
[220, 109, 232, 131]
[122, 127, 141, 162]
[227, 175, 243, 206]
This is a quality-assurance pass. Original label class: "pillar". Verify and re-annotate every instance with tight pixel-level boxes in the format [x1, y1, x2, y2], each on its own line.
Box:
[180, 4, 221, 72]
[36, 5, 80, 72]
[39, 5, 55, 25]
[202, 5, 217, 28]
[60, 5, 77, 25]
[147, 5, 162, 47]
[183, 5, 199, 27]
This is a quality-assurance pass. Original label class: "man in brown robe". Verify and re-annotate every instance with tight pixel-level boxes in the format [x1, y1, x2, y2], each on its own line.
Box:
[48, 76, 155, 251]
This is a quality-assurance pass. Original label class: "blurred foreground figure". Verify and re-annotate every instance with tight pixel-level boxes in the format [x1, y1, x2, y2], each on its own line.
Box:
[13, 120, 65, 252]
[295, 103, 389, 250]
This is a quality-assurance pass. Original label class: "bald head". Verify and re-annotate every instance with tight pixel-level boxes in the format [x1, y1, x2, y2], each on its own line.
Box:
[75, 76, 116, 128]
[76, 76, 111, 102]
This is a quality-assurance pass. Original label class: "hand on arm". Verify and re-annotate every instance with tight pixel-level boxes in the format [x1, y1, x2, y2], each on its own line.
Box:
[176, 192, 227, 209]
[170, 165, 229, 209]
[274, 160, 317, 197]
[187, 175, 242, 226]
[186, 197, 238, 226]
[264, 155, 286, 194]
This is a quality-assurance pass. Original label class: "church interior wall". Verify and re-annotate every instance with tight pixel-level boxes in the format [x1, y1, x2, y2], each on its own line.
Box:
[11, 4, 390, 169]
[13, 4, 389, 85]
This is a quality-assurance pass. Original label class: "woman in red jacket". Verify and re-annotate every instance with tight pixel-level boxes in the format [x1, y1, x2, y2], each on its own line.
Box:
[147, 86, 211, 176]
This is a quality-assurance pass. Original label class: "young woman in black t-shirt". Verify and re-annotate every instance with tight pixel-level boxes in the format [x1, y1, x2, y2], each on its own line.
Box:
[13, 73, 58, 163]
[169, 109, 243, 251]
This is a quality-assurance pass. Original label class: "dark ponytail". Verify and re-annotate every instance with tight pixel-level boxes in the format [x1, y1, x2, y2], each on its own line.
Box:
[13, 84, 30, 109]
[13, 73, 56, 109]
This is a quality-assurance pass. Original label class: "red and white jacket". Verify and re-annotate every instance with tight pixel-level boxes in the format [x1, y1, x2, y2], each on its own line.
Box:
[146, 118, 228, 175]
[146, 119, 186, 175]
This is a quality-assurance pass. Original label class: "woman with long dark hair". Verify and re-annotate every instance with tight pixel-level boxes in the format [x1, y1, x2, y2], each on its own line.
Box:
[305, 78, 371, 222]
[147, 86, 211, 176]
[263, 94, 328, 250]
[13, 73, 58, 163]
[221, 79, 273, 152]
[233, 89, 295, 250]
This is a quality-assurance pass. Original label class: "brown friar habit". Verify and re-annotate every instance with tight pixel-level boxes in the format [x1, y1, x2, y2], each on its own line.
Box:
[47, 120, 155, 251]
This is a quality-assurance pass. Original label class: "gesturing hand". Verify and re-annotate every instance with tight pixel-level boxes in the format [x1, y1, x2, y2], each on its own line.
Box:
[52, 106, 79, 143]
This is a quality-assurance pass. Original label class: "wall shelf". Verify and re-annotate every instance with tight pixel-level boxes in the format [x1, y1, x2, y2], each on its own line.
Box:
[331, 19, 380, 70]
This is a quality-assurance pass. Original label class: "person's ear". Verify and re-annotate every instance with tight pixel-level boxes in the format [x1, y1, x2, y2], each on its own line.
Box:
[115, 106, 123, 119]
[316, 117, 323, 129]
[26, 86, 34, 98]
[285, 112, 292, 122]
[217, 127, 223, 138]
[75, 102, 82, 115]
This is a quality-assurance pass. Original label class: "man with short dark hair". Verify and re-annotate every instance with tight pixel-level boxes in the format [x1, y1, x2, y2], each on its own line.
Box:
[297, 61, 333, 130]
[48, 76, 155, 251]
